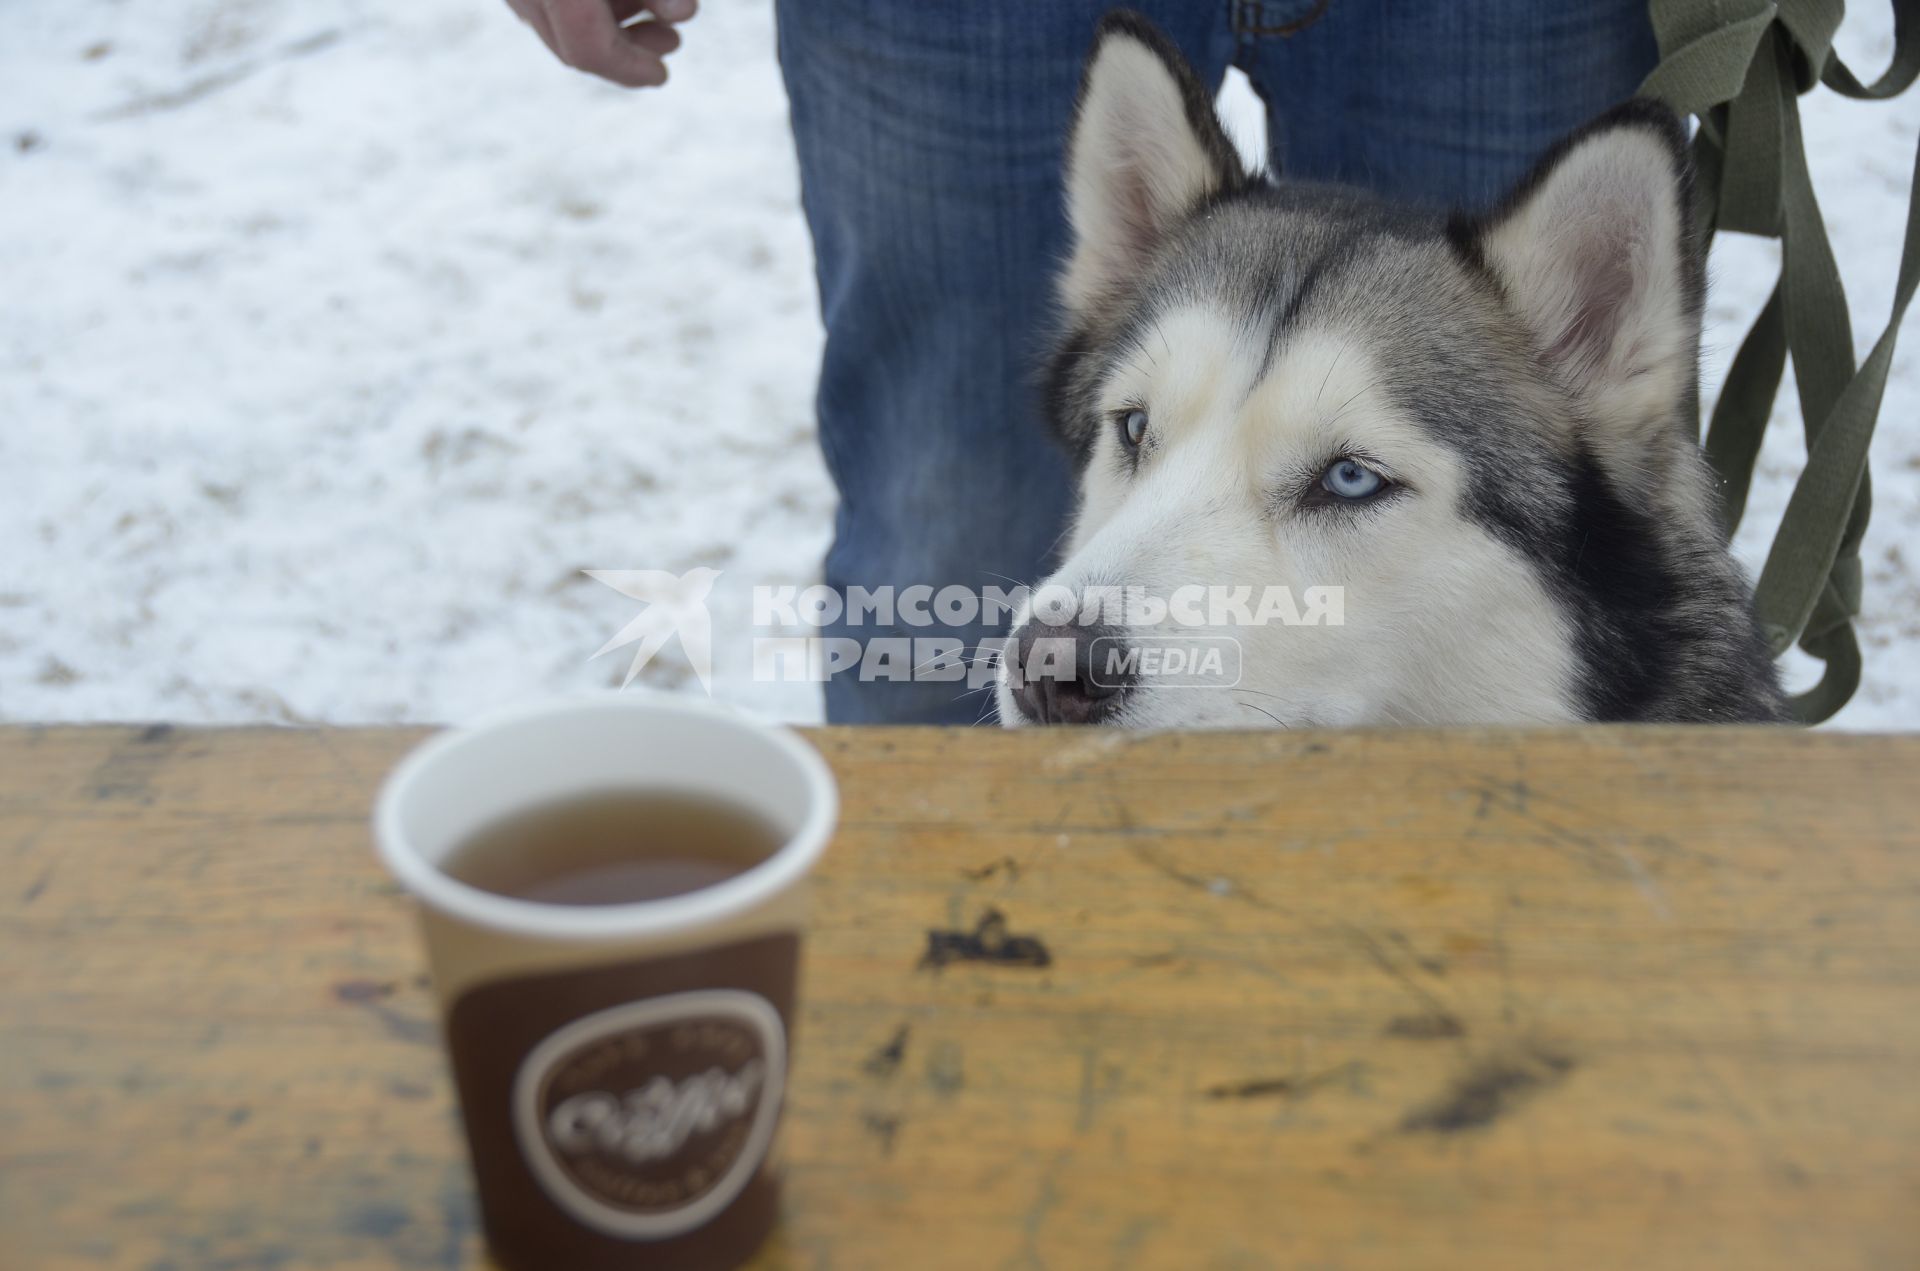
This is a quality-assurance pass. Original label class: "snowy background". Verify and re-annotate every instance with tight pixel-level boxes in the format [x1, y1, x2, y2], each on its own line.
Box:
[2, 0, 1916, 728]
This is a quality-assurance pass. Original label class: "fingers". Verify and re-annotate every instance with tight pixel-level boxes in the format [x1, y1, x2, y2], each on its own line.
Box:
[511, 0, 693, 88]
[623, 21, 682, 58]
[541, 0, 672, 87]
[609, 0, 694, 66]
[611, 0, 697, 22]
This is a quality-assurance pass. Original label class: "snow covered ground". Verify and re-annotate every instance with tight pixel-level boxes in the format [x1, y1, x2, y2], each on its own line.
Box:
[3, 0, 1917, 728]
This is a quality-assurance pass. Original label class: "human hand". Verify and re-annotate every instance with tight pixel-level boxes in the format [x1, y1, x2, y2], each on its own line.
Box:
[505, 0, 698, 88]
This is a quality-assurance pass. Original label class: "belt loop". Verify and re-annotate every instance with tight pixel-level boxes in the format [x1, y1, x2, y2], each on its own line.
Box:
[1238, 0, 1331, 40]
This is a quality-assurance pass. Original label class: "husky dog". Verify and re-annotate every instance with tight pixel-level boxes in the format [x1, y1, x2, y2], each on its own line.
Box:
[996, 12, 1786, 729]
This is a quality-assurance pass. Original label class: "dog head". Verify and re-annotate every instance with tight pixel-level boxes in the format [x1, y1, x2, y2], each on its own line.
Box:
[998, 12, 1714, 728]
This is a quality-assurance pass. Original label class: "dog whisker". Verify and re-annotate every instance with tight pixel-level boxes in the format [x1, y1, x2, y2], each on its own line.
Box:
[1314, 338, 1350, 409]
[1236, 699, 1288, 728]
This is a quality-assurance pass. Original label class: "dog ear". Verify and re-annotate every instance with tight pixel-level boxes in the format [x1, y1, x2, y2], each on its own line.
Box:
[1060, 13, 1243, 315]
[1467, 102, 1701, 462]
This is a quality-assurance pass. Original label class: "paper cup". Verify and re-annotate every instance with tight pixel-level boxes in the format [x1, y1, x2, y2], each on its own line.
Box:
[374, 693, 837, 1271]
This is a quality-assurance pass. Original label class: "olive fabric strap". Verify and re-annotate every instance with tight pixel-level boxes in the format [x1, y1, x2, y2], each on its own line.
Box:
[1641, 0, 1919, 722]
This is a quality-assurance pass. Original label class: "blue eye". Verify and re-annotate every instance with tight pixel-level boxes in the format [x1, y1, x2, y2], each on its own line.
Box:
[1321, 458, 1386, 500]
[1122, 409, 1148, 447]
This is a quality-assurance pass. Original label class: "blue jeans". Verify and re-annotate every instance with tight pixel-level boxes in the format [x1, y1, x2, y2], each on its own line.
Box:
[776, 1, 1657, 723]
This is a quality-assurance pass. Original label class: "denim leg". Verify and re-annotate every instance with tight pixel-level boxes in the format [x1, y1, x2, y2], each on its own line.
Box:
[776, 2, 1233, 723]
[1238, 0, 1659, 209]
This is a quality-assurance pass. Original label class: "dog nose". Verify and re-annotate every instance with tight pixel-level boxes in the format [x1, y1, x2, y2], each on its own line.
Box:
[1006, 622, 1132, 725]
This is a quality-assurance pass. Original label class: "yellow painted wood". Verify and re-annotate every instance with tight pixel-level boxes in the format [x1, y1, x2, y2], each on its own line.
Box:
[3, 723, 1918, 1270]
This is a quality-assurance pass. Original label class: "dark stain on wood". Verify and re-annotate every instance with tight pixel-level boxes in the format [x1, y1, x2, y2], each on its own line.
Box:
[1400, 1047, 1575, 1134]
[333, 979, 397, 1004]
[862, 1024, 911, 1078]
[861, 1111, 900, 1157]
[962, 855, 1021, 882]
[20, 868, 51, 905]
[346, 1201, 413, 1239]
[1387, 930, 1448, 976]
[435, 1166, 479, 1269]
[919, 908, 1051, 971]
[90, 734, 172, 804]
[1207, 1076, 1298, 1100]
[926, 1040, 965, 1095]
[368, 1009, 437, 1047]
[334, 979, 436, 1045]
[1205, 1061, 1361, 1102]
[1384, 1011, 1467, 1040]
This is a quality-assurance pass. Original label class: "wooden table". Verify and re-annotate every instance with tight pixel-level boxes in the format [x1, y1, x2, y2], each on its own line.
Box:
[4, 724, 1918, 1270]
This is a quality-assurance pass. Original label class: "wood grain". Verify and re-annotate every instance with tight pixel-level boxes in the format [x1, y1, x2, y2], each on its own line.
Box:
[3, 723, 1918, 1270]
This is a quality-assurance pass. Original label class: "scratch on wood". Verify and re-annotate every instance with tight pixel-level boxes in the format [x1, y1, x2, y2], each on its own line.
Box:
[860, 1110, 900, 1157]
[1075, 1048, 1121, 1132]
[961, 855, 1021, 882]
[862, 1024, 911, 1078]
[21, 868, 51, 905]
[1131, 845, 1460, 1029]
[1017, 1150, 1072, 1268]
[1125, 840, 1272, 912]
[1340, 922, 1458, 1027]
[1610, 841, 1674, 920]
[1470, 776, 1760, 888]
[1040, 730, 1131, 772]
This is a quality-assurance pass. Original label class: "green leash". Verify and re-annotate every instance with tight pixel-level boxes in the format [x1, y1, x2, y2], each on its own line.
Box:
[1641, 0, 1920, 722]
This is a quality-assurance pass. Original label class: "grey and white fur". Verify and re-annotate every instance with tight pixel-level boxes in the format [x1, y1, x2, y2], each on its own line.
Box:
[996, 11, 1786, 729]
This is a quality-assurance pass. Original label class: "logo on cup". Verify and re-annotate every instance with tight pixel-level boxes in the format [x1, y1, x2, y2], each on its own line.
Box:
[512, 989, 786, 1240]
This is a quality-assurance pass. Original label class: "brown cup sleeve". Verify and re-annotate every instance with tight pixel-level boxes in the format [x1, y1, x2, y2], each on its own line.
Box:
[444, 932, 799, 1271]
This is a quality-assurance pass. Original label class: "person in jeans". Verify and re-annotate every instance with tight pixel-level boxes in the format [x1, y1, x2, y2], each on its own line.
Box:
[506, 0, 1659, 724]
